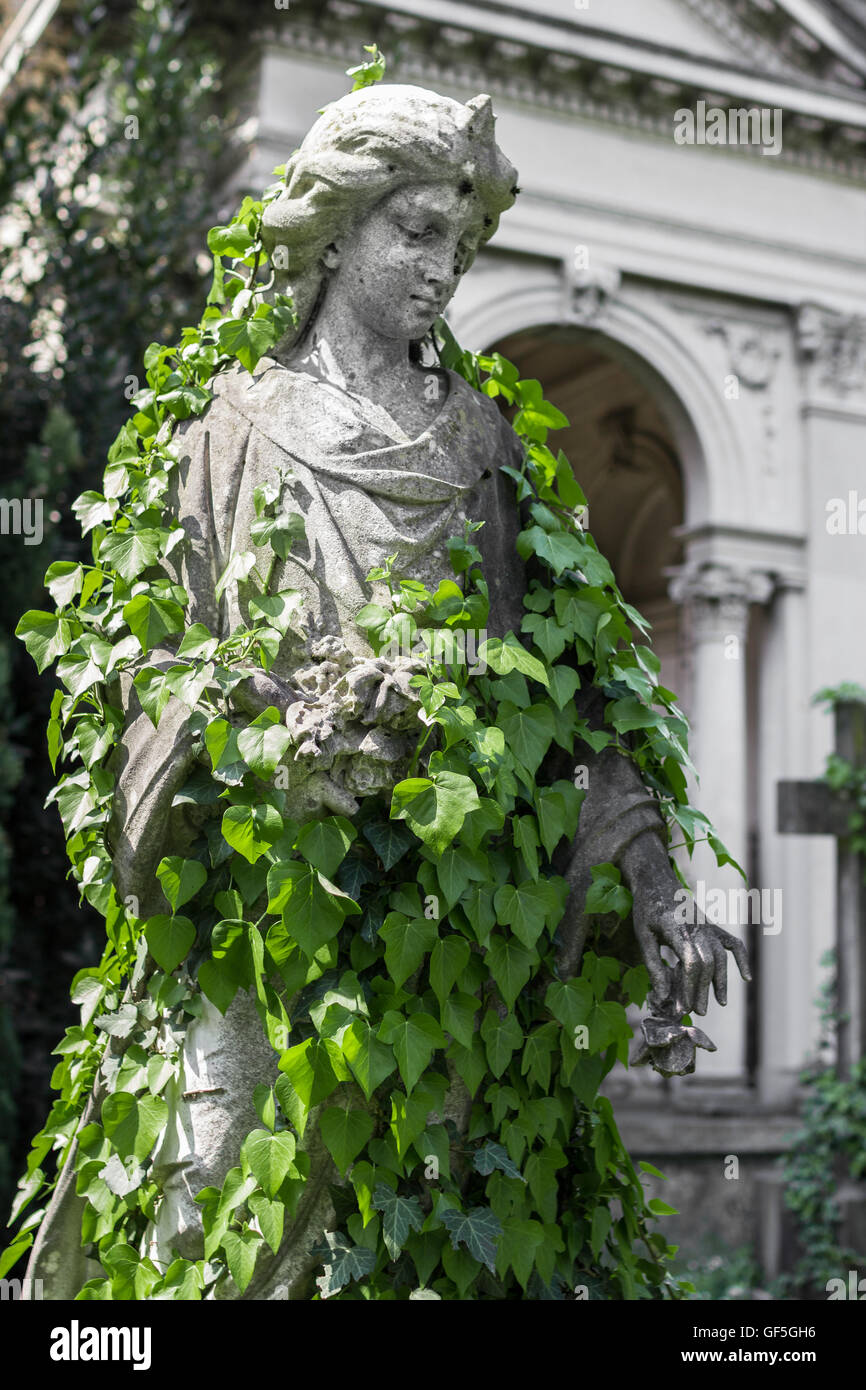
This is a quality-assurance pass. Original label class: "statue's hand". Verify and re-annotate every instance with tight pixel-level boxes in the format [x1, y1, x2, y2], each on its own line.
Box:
[619, 831, 751, 1074]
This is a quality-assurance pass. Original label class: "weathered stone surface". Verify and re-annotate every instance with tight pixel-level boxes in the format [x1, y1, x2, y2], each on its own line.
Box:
[27, 81, 748, 1299]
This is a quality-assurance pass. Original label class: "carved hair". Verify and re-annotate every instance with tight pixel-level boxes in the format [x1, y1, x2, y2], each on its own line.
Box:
[261, 83, 518, 349]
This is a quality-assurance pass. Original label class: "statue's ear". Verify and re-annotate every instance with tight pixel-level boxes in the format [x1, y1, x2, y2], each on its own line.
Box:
[321, 242, 341, 271]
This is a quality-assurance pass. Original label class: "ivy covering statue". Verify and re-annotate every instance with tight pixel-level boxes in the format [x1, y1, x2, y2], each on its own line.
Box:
[8, 60, 749, 1301]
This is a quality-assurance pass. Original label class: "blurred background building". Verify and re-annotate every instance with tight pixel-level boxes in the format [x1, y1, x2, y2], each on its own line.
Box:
[2, 0, 866, 1288]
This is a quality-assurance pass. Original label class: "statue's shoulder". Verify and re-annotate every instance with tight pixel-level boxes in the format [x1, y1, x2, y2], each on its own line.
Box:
[209, 356, 307, 415]
[443, 367, 523, 461]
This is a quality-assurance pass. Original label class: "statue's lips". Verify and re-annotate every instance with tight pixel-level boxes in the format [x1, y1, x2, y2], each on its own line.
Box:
[409, 294, 441, 313]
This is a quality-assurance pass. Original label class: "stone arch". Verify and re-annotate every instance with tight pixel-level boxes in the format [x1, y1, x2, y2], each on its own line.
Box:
[448, 261, 746, 531]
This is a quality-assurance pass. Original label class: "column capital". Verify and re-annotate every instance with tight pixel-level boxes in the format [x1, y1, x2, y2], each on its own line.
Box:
[796, 303, 866, 403]
[668, 562, 774, 641]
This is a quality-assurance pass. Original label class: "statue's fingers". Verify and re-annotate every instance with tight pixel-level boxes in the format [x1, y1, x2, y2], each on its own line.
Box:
[695, 910, 752, 986]
[631, 915, 671, 1000]
[653, 916, 701, 1010]
[689, 932, 715, 1016]
[704, 923, 752, 984]
[719, 928, 752, 984]
[706, 930, 729, 1006]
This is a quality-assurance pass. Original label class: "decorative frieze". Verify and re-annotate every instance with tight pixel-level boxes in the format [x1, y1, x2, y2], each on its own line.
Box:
[273, 0, 866, 181]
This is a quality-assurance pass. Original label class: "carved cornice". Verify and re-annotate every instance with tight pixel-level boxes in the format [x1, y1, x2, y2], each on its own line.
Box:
[682, 0, 866, 90]
[265, 0, 866, 182]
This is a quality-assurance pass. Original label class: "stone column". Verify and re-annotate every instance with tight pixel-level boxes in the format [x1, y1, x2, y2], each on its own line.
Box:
[756, 578, 812, 1107]
[667, 561, 774, 1081]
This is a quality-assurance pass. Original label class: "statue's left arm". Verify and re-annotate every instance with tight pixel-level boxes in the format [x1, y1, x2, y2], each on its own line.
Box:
[477, 411, 749, 1072]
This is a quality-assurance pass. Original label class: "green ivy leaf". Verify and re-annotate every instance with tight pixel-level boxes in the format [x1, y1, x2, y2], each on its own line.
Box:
[584, 863, 633, 920]
[122, 594, 185, 654]
[221, 803, 283, 863]
[156, 856, 207, 913]
[236, 708, 291, 778]
[379, 912, 437, 990]
[606, 696, 665, 734]
[277, 864, 348, 958]
[197, 919, 248, 1014]
[440, 1205, 502, 1274]
[278, 1037, 348, 1110]
[477, 634, 549, 687]
[295, 817, 357, 877]
[222, 1229, 263, 1294]
[378, 1011, 445, 1092]
[506, 705, 558, 778]
[391, 769, 480, 855]
[473, 1140, 524, 1182]
[372, 1183, 424, 1260]
[648, 1198, 679, 1216]
[480, 1009, 523, 1079]
[520, 1024, 558, 1092]
[441, 991, 479, 1049]
[217, 314, 278, 374]
[101, 1093, 168, 1163]
[516, 525, 583, 576]
[175, 623, 218, 661]
[494, 880, 563, 950]
[547, 666, 581, 710]
[314, 1231, 376, 1299]
[319, 1107, 375, 1176]
[16, 610, 73, 673]
[341, 1019, 397, 1101]
[241, 1129, 298, 1198]
[361, 819, 415, 870]
[495, 1217, 545, 1289]
[144, 914, 196, 974]
[485, 935, 536, 1011]
[248, 1191, 284, 1256]
[429, 936, 471, 1004]
[98, 528, 161, 583]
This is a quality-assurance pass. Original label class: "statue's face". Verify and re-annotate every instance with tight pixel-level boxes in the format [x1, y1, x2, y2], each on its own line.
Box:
[326, 180, 488, 341]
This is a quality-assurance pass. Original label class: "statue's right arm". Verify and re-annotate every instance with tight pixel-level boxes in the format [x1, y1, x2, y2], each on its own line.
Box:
[108, 396, 248, 917]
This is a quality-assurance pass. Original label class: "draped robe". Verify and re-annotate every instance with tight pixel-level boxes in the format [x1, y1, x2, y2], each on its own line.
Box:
[26, 357, 668, 1299]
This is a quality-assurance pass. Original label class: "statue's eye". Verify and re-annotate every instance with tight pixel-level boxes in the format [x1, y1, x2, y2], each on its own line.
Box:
[455, 242, 472, 272]
[400, 223, 427, 242]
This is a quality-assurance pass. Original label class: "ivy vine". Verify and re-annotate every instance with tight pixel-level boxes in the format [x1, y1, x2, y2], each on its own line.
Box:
[2, 50, 737, 1301]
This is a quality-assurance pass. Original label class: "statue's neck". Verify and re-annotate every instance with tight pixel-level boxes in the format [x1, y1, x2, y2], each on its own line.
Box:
[290, 293, 413, 400]
[280, 290, 445, 442]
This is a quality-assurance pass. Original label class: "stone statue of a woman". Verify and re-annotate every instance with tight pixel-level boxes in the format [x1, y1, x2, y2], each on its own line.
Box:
[25, 83, 749, 1299]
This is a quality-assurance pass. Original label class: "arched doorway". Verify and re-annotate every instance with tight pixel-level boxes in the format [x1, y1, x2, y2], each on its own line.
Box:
[492, 325, 692, 719]
[484, 316, 753, 1085]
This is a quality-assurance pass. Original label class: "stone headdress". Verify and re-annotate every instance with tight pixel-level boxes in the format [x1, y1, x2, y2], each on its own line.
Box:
[260, 83, 519, 347]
